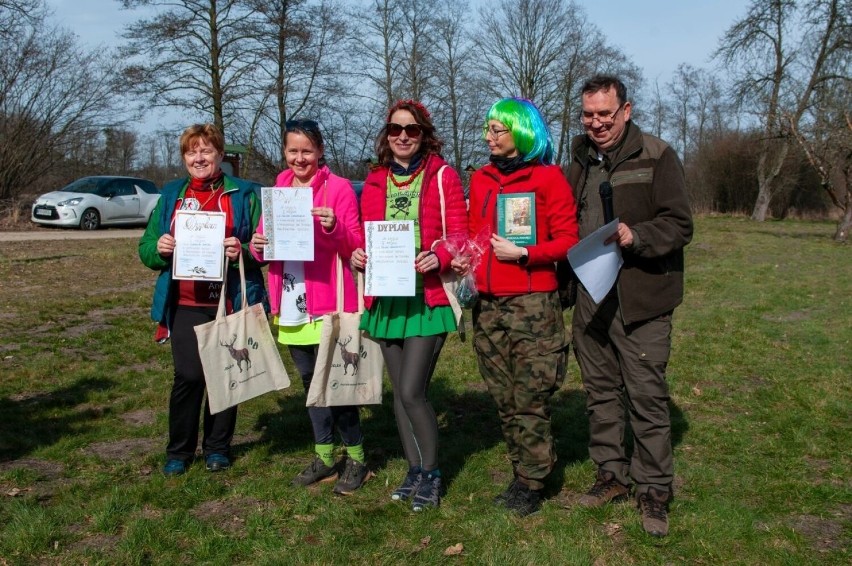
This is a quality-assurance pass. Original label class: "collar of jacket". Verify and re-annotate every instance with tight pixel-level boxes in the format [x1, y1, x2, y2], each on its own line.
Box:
[368, 153, 445, 185]
[573, 122, 643, 172]
[480, 161, 537, 187]
[276, 164, 331, 191]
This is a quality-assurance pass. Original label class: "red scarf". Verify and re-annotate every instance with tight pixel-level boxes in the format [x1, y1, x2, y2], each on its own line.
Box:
[188, 170, 224, 191]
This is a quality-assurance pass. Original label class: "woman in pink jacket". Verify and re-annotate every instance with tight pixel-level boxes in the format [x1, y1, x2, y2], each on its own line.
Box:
[250, 119, 370, 495]
[351, 100, 467, 511]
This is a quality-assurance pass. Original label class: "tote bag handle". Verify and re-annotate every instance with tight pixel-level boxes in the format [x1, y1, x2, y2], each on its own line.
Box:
[216, 252, 248, 320]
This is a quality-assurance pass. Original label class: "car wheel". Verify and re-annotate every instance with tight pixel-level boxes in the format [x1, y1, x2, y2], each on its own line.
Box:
[80, 208, 101, 230]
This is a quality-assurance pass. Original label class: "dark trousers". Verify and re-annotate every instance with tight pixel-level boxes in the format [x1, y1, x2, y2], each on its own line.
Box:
[379, 335, 446, 471]
[473, 292, 567, 490]
[167, 306, 237, 461]
[289, 344, 363, 447]
[572, 286, 674, 496]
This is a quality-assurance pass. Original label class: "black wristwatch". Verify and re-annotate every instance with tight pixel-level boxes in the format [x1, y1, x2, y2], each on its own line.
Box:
[517, 248, 529, 266]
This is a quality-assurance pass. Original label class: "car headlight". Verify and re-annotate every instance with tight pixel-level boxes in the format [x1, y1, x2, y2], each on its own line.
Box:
[57, 198, 84, 206]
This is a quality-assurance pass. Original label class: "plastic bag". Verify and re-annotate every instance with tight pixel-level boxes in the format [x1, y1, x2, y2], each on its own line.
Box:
[444, 225, 491, 308]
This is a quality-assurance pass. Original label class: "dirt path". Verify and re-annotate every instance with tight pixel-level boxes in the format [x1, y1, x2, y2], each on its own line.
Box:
[0, 229, 144, 242]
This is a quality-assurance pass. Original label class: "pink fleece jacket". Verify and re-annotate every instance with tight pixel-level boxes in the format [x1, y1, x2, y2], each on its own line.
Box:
[250, 165, 363, 317]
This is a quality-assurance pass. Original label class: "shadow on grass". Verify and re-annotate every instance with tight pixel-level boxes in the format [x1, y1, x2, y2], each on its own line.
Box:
[0, 377, 116, 461]
[549, 383, 690, 495]
[249, 376, 506, 491]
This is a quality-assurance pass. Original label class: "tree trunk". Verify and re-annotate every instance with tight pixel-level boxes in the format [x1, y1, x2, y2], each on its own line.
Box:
[834, 207, 851, 242]
[750, 184, 773, 221]
[752, 137, 791, 221]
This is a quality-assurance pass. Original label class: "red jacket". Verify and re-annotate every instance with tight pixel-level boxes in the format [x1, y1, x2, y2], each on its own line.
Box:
[359, 154, 467, 309]
[468, 162, 579, 296]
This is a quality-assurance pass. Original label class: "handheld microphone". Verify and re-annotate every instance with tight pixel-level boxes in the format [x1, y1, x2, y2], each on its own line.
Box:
[599, 181, 614, 224]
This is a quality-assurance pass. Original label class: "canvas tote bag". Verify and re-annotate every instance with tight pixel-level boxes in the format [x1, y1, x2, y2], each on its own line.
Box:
[432, 165, 466, 336]
[195, 254, 290, 414]
[307, 258, 383, 407]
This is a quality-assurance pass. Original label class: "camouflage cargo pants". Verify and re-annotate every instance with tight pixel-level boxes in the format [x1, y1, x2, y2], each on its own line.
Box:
[473, 291, 568, 490]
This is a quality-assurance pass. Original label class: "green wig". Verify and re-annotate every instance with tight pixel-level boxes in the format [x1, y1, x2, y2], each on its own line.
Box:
[484, 98, 554, 164]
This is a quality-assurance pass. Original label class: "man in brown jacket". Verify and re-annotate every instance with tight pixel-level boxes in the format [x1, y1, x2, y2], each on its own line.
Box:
[568, 75, 693, 537]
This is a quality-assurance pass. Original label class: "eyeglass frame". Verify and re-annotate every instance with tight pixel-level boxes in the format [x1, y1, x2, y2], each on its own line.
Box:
[483, 126, 511, 139]
[386, 122, 423, 138]
[579, 103, 626, 127]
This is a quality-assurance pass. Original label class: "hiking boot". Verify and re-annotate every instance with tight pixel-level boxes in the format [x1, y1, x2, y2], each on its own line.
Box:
[205, 453, 230, 472]
[333, 458, 374, 495]
[391, 468, 422, 501]
[163, 459, 187, 476]
[638, 487, 670, 537]
[505, 482, 542, 517]
[411, 472, 442, 512]
[292, 457, 338, 486]
[493, 477, 520, 507]
[577, 469, 629, 507]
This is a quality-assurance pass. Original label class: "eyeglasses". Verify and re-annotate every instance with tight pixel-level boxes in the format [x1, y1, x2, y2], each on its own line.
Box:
[483, 126, 511, 139]
[285, 119, 320, 133]
[579, 103, 625, 127]
[387, 123, 423, 137]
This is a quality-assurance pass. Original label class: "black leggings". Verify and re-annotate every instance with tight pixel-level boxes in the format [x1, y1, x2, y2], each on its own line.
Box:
[168, 306, 237, 461]
[289, 344, 363, 447]
[380, 334, 446, 471]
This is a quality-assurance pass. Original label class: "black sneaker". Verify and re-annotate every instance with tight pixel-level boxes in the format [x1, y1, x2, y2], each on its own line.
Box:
[391, 468, 422, 501]
[505, 482, 542, 517]
[333, 459, 374, 495]
[638, 487, 670, 537]
[292, 457, 338, 487]
[411, 472, 442, 512]
[493, 477, 520, 506]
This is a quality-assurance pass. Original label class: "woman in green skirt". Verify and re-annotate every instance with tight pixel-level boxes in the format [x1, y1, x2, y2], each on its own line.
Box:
[351, 100, 467, 511]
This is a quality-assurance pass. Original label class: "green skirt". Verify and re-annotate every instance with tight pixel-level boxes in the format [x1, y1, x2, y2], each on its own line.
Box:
[360, 295, 457, 339]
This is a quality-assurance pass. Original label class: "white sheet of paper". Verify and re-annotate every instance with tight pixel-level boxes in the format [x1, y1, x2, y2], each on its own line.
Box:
[261, 187, 314, 261]
[364, 220, 415, 296]
[567, 218, 623, 304]
[173, 210, 226, 281]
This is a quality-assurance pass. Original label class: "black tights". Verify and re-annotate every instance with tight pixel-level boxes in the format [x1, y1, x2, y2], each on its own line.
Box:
[289, 344, 363, 446]
[380, 334, 446, 471]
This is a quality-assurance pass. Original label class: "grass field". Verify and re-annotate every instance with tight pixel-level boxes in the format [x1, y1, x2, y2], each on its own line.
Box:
[0, 216, 849, 564]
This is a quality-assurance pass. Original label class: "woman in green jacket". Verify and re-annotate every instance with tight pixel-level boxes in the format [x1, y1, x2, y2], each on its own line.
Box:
[139, 123, 267, 477]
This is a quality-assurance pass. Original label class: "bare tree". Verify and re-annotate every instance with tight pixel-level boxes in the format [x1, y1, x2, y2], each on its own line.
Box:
[235, 0, 348, 175]
[428, 0, 490, 173]
[118, 0, 257, 137]
[102, 128, 139, 174]
[715, 0, 850, 221]
[667, 64, 700, 158]
[475, 0, 575, 107]
[788, 83, 851, 241]
[348, 0, 405, 108]
[0, 2, 122, 199]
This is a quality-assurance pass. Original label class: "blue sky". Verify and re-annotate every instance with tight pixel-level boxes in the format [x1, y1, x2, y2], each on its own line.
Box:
[46, 0, 752, 132]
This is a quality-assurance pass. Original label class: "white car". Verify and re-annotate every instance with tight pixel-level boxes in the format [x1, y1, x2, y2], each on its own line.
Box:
[31, 176, 160, 230]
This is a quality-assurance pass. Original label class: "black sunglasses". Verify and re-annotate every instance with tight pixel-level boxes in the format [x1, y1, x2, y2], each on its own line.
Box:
[386, 122, 423, 137]
[285, 119, 320, 132]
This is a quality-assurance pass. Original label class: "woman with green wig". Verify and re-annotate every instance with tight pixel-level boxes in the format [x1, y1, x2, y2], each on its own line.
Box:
[453, 97, 579, 516]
